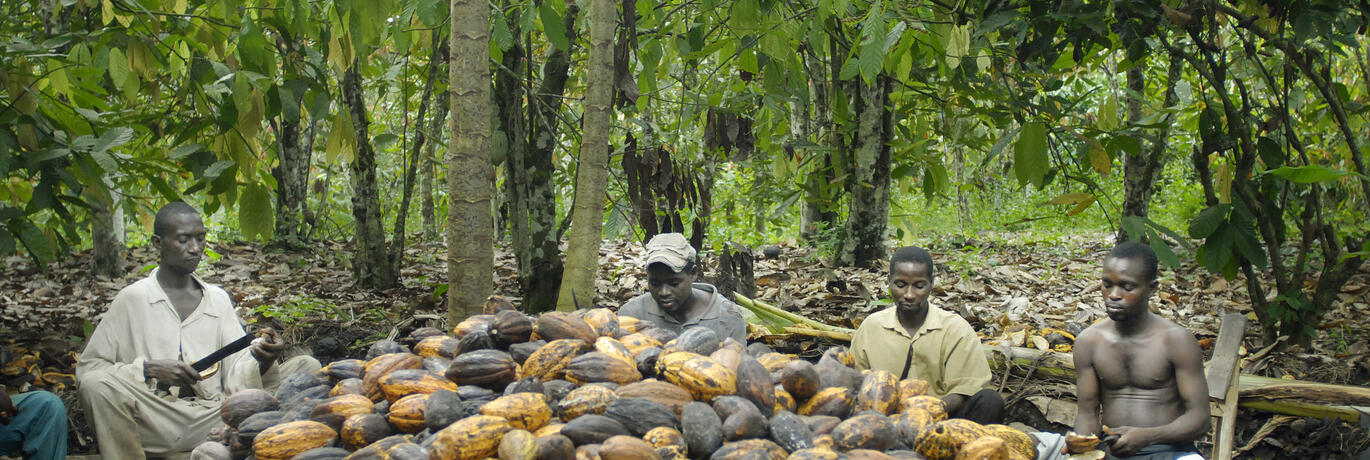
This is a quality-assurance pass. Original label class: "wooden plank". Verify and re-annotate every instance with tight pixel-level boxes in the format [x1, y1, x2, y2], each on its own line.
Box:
[1206, 313, 1247, 401]
[1214, 371, 1241, 460]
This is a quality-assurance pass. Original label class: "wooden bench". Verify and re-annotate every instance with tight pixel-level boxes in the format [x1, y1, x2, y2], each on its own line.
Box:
[1205, 312, 1247, 460]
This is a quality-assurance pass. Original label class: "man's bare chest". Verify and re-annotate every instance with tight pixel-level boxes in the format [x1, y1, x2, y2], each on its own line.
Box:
[1093, 339, 1175, 390]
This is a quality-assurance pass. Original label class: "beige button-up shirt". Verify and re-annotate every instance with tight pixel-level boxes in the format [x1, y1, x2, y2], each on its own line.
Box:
[77, 269, 266, 400]
[850, 305, 991, 398]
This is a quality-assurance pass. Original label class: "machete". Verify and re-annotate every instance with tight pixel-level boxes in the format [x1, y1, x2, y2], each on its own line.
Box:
[192, 332, 261, 372]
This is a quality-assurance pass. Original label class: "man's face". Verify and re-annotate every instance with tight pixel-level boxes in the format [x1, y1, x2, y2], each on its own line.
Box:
[1101, 256, 1156, 322]
[889, 261, 932, 317]
[152, 212, 207, 275]
[646, 263, 694, 315]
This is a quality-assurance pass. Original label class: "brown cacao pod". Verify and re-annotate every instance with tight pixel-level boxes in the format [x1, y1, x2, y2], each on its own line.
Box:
[293, 447, 350, 460]
[954, 436, 1009, 460]
[510, 340, 548, 365]
[656, 445, 688, 460]
[309, 394, 375, 431]
[378, 369, 459, 403]
[556, 384, 619, 421]
[342, 434, 410, 459]
[560, 414, 631, 446]
[711, 395, 762, 421]
[429, 415, 512, 460]
[778, 360, 821, 401]
[899, 395, 948, 421]
[812, 434, 835, 449]
[984, 425, 1037, 460]
[361, 353, 423, 402]
[594, 337, 636, 366]
[797, 387, 855, 418]
[893, 409, 938, 443]
[662, 327, 719, 356]
[913, 419, 992, 460]
[680, 402, 723, 459]
[614, 379, 693, 415]
[619, 333, 662, 356]
[330, 378, 364, 397]
[445, 349, 518, 390]
[386, 393, 430, 433]
[823, 347, 854, 367]
[898, 378, 929, 400]
[845, 450, 895, 460]
[340, 413, 392, 450]
[320, 359, 365, 382]
[520, 338, 590, 381]
[667, 355, 736, 401]
[222, 389, 279, 429]
[708, 346, 743, 375]
[831, 412, 897, 451]
[721, 411, 768, 442]
[575, 443, 602, 460]
[617, 316, 647, 334]
[708, 439, 787, 460]
[643, 426, 687, 451]
[498, 429, 538, 460]
[453, 314, 495, 339]
[774, 387, 796, 414]
[236, 411, 283, 447]
[483, 295, 519, 315]
[413, 336, 462, 359]
[480, 392, 553, 431]
[787, 448, 842, 460]
[384, 442, 428, 460]
[804, 415, 842, 436]
[768, 410, 814, 453]
[581, 308, 621, 338]
[756, 353, 795, 374]
[535, 311, 598, 344]
[604, 397, 679, 437]
[252, 420, 337, 460]
[535, 434, 577, 460]
[855, 369, 899, 415]
[732, 353, 776, 417]
[600, 435, 662, 460]
[490, 309, 535, 346]
[565, 351, 643, 385]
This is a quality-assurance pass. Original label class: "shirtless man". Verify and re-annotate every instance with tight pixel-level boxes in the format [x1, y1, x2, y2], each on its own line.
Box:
[1073, 242, 1209, 459]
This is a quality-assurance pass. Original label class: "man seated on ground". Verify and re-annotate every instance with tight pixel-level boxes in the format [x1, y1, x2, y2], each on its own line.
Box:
[1074, 242, 1208, 460]
[850, 246, 1004, 424]
[0, 387, 66, 460]
[618, 232, 748, 343]
[77, 202, 321, 459]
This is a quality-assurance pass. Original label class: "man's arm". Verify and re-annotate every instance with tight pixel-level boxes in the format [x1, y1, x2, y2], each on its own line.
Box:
[1073, 330, 1103, 436]
[1109, 327, 1210, 455]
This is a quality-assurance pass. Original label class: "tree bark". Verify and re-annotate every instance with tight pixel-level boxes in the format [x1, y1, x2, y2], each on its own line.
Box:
[272, 117, 310, 247]
[800, 46, 838, 242]
[88, 182, 123, 278]
[342, 61, 397, 289]
[556, 0, 615, 311]
[835, 75, 892, 268]
[420, 87, 448, 242]
[1117, 55, 1182, 242]
[448, 0, 495, 322]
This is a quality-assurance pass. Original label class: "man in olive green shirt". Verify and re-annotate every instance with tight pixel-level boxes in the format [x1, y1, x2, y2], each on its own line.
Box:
[850, 246, 1003, 424]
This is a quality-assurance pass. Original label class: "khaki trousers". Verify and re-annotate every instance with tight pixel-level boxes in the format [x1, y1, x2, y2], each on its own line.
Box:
[78, 356, 321, 460]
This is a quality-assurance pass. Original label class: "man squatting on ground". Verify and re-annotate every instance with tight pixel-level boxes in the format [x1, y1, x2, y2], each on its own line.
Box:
[77, 203, 322, 459]
[850, 246, 1006, 425]
[0, 382, 67, 460]
[1073, 242, 1208, 460]
[618, 232, 749, 343]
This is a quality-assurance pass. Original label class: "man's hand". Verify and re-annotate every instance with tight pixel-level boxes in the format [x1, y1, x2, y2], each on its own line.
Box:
[0, 391, 16, 425]
[251, 329, 289, 373]
[144, 359, 203, 388]
[1103, 425, 1152, 457]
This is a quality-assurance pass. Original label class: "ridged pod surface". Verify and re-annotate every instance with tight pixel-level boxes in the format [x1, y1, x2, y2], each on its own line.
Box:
[984, 424, 1038, 459]
[565, 351, 643, 385]
[797, 387, 855, 418]
[854, 370, 899, 415]
[900, 395, 948, 421]
[480, 392, 553, 431]
[914, 419, 992, 460]
[413, 336, 461, 359]
[251, 420, 336, 460]
[520, 339, 590, 381]
[378, 369, 459, 402]
[386, 393, 430, 433]
[535, 311, 599, 344]
[556, 384, 619, 421]
[614, 379, 693, 415]
[954, 436, 1009, 460]
[619, 333, 663, 356]
[667, 355, 736, 401]
[428, 415, 513, 460]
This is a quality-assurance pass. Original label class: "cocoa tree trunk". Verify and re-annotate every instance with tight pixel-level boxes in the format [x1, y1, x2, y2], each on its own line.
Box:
[835, 75, 892, 268]
[389, 36, 447, 269]
[556, 0, 615, 311]
[420, 88, 448, 242]
[1117, 56, 1182, 243]
[448, 0, 495, 322]
[342, 61, 396, 289]
[88, 182, 122, 278]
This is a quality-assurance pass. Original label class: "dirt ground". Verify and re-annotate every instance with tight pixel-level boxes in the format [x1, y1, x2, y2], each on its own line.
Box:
[2, 234, 1367, 457]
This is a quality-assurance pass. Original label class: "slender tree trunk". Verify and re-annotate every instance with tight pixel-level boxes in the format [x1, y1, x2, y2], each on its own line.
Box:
[389, 37, 447, 269]
[342, 61, 396, 289]
[801, 48, 838, 241]
[88, 182, 122, 278]
[835, 75, 892, 267]
[556, 0, 615, 311]
[420, 90, 448, 241]
[1117, 55, 1182, 242]
[449, 0, 495, 322]
[273, 116, 311, 247]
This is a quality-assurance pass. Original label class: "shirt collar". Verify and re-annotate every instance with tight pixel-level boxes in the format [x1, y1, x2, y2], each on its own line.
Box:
[143, 268, 220, 318]
[647, 283, 719, 325]
[879, 304, 948, 339]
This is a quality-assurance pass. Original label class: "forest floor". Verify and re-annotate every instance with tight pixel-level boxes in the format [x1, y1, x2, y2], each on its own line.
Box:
[2, 232, 1368, 458]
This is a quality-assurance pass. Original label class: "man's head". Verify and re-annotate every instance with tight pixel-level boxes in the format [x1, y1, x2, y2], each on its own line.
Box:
[889, 246, 934, 317]
[1101, 241, 1160, 322]
[151, 202, 206, 275]
[642, 233, 697, 316]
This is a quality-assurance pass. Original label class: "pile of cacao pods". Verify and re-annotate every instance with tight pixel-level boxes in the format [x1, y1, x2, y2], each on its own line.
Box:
[196, 297, 1039, 460]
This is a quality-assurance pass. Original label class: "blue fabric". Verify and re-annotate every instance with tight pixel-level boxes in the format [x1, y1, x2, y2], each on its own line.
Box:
[0, 391, 68, 460]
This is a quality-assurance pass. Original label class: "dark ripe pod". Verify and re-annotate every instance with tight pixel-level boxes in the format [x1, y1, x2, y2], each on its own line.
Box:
[329, 378, 364, 397]
[721, 411, 768, 441]
[779, 361, 821, 401]
[221, 389, 279, 429]
[636, 347, 663, 378]
[421, 356, 451, 374]
[641, 327, 678, 345]
[292, 447, 350, 460]
[768, 410, 814, 453]
[663, 327, 719, 356]
[614, 379, 693, 416]
[535, 434, 577, 460]
[404, 326, 446, 344]
[560, 414, 632, 446]
[446, 349, 517, 390]
[366, 340, 405, 360]
[505, 377, 546, 396]
[746, 342, 773, 357]
[319, 359, 364, 382]
[413, 336, 462, 359]
[708, 439, 787, 460]
[831, 412, 897, 452]
[456, 329, 496, 355]
[386, 442, 429, 460]
[457, 385, 496, 401]
[542, 379, 577, 404]
[804, 415, 842, 436]
[275, 372, 331, 402]
[236, 411, 284, 447]
[340, 413, 392, 450]
[797, 387, 856, 419]
[534, 311, 598, 344]
[490, 310, 534, 346]
[604, 397, 678, 437]
[711, 396, 761, 421]
[483, 295, 519, 315]
[509, 340, 547, 365]
[424, 389, 465, 431]
[680, 402, 723, 459]
[733, 353, 776, 417]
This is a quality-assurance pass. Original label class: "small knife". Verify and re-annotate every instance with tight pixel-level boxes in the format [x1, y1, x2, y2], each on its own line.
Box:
[192, 332, 259, 372]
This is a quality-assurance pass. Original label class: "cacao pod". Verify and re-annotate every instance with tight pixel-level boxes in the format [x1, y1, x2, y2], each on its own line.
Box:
[599, 435, 662, 460]
[560, 414, 631, 446]
[498, 429, 538, 460]
[774, 387, 796, 414]
[378, 369, 459, 403]
[900, 396, 948, 422]
[252, 420, 336, 460]
[320, 359, 364, 382]
[778, 360, 820, 401]
[520, 339, 590, 381]
[510, 340, 548, 366]
[340, 413, 392, 450]
[309, 394, 375, 431]
[293, 447, 350, 460]
[556, 384, 618, 421]
[490, 310, 535, 346]
[594, 337, 636, 367]
[708, 439, 786, 460]
[565, 351, 643, 385]
[954, 436, 1009, 460]
[361, 353, 423, 402]
[893, 409, 937, 443]
[535, 312, 598, 344]
[483, 295, 519, 315]
[413, 336, 461, 359]
[453, 314, 495, 339]
[984, 424, 1037, 460]
[680, 402, 723, 459]
[663, 327, 719, 356]
[732, 353, 776, 417]
[222, 389, 279, 429]
[787, 448, 842, 460]
[366, 340, 405, 360]
[898, 379, 929, 400]
[581, 308, 621, 338]
[604, 397, 679, 437]
[756, 353, 795, 374]
[386, 393, 430, 433]
[619, 333, 662, 356]
[767, 410, 813, 453]
[643, 426, 687, 451]
[535, 434, 577, 460]
[669, 355, 736, 401]
[855, 370, 899, 415]
[831, 412, 897, 451]
[804, 415, 841, 436]
[614, 379, 693, 415]
[914, 419, 992, 460]
[429, 415, 512, 460]
[721, 411, 768, 441]
[446, 349, 518, 390]
[330, 378, 364, 397]
[480, 392, 553, 431]
[797, 387, 855, 418]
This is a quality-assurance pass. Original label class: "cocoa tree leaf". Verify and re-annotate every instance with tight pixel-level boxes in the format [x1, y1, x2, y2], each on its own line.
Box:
[238, 182, 274, 242]
[1013, 121, 1048, 188]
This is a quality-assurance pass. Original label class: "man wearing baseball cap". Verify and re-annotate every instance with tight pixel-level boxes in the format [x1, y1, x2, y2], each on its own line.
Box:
[617, 233, 748, 342]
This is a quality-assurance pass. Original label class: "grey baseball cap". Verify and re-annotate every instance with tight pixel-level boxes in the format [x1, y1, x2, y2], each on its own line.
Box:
[642, 233, 696, 272]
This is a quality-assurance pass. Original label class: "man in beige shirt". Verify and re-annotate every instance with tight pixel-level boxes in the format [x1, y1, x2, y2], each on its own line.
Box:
[77, 203, 320, 459]
[850, 246, 1003, 424]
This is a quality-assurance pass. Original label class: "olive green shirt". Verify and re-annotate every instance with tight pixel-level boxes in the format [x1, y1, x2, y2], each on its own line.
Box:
[617, 283, 748, 343]
[850, 305, 991, 398]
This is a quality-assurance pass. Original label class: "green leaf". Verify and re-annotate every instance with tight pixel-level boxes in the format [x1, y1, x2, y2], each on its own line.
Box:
[1045, 192, 1094, 205]
[1266, 165, 1354, 183]
[1108, 135, 1141, 158]
[277, 86, 300, 123]
[16, 220, 54, 263]
[417, 0, 446, 28]
[1013, 121, 1048, 188]
[1097, 92, 1118, 131]
[1232, 225, 1267, 268]
[1188, 204, 1230, 239]
[239, 182, 275, 242]
[93, 127, 134, 154]
[1146, 228, 1181, 268]
[730, 0, 760, 32]
[539, 3, 569, 52]
[1257, 136, 1283, 168]
[492, 14, 515, 52]
[0, 227, 14, 256]
[107, 47, 130, 88]
[1085, 137, 1110, 175]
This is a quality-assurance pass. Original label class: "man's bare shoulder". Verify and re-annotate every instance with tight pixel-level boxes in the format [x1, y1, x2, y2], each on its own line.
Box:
[1154, 316, 1203, 354]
